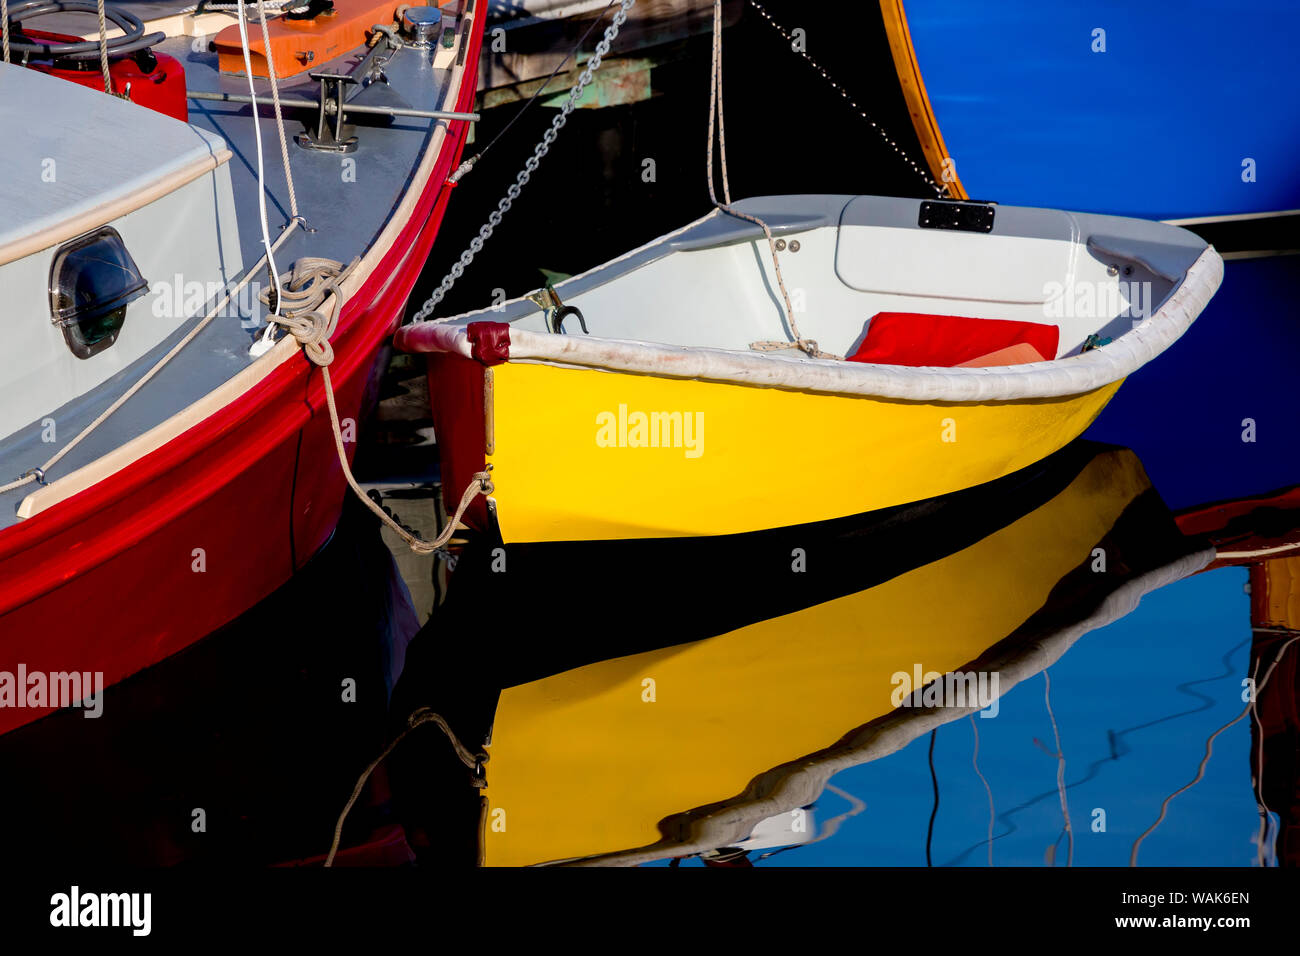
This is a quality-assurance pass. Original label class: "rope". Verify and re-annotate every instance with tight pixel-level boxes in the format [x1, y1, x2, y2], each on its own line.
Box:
[325, 707, 488, 867]
[255, 0, 299, 220]
[95, 0, 111, 93]
[706, 0, 838, 361]
[412, 0, 637, 322]
[0, 220, 303, 499]
[235, 0, 286, 354]
[2, 0, 10, 63]
[261, 259, 493, 554]
[746, 0, 947, 199]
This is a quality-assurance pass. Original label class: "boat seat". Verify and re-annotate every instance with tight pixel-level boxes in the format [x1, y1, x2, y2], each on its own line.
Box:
[846, 312, 1058, 367]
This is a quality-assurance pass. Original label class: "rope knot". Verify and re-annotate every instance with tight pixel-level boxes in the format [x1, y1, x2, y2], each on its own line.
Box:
[284, 309, 336, 366]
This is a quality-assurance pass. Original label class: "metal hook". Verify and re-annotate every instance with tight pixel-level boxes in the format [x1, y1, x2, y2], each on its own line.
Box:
[553, 305, 587, 335]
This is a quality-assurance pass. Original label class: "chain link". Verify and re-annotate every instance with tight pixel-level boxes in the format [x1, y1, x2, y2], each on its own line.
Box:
[746, 0, 947, 198]
[411, 0, 636, 323]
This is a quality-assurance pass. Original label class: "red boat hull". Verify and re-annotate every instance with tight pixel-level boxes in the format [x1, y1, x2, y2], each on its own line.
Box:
[0, 20, 484, 737]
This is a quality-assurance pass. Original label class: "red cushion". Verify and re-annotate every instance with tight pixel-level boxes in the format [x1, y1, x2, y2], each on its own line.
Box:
[846, 312, 1059, 367]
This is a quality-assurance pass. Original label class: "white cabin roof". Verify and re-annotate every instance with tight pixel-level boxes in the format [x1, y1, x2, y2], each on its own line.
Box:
[0, 63, 229, 264]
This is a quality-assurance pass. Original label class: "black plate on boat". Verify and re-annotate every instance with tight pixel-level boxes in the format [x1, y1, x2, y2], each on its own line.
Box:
[918, 200, 995, 233]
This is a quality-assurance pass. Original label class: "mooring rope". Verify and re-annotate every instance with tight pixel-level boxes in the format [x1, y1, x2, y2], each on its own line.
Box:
[325, 706, 488, 867]
[706, 0, 839, 361]
[261, 259, 493, 554]
[2, 0, 11, 63]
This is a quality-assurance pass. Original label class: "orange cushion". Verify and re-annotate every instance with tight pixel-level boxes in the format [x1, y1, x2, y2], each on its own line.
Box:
[955, 342, 1049, 367]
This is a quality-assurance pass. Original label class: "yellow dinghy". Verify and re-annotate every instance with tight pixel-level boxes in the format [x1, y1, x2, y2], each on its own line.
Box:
[396, 194, 1222, 543]
[462, 445, 1211, 866]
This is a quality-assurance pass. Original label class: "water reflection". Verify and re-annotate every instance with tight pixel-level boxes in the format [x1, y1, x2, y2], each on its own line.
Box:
[2, 440, 1292, 868]
[389, 440, 1300, 867]
[0, 500, 421, 866]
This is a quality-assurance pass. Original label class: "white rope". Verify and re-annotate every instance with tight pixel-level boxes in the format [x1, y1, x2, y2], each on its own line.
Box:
[706, 0, 836, 360]
[255, 0, 299, 220]
[2, 0, 11, 63]
[411, 0, 637, 322]
[201, 0, 298, 10]
[233, 0, 286, 356]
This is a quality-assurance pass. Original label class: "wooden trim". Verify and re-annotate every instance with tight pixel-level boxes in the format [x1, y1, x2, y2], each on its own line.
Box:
[77, 12, 236, 41]
[878, 0, 967, 199]
[483, 366, 495, 456]
[16, 16, 478, 520]
[0, 148, 233, 267]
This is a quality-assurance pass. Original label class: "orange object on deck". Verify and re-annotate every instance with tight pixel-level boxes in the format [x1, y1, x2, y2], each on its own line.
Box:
[215, 0, 402, 79]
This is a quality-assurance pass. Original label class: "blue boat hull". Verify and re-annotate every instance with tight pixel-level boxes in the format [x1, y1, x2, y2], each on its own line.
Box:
[893, 0, 1300, 508]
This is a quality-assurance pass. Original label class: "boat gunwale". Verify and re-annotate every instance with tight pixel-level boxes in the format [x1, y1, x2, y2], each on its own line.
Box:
[399, 244, 1224, 403]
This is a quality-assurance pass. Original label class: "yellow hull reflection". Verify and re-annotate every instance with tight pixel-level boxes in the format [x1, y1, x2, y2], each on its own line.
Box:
[483, 447, 1159, 865]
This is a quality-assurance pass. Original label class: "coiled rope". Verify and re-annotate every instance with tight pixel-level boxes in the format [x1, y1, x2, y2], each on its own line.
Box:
[325, 706, 488, 867]
[706, 0, 839, 361]
[261, 259, 493, 554]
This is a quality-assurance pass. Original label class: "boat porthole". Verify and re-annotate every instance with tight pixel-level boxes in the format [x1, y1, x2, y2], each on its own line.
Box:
[774, 238, 787, 251]
[789, 239, 801, 252]
[48, 226, 149, 360]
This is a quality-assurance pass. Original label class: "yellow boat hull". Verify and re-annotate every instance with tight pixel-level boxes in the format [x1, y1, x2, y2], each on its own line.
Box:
[482, 359, 1122, 542]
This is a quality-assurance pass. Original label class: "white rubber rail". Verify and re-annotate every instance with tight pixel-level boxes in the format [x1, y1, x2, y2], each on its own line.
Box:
[397, 246, 1223, 403]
